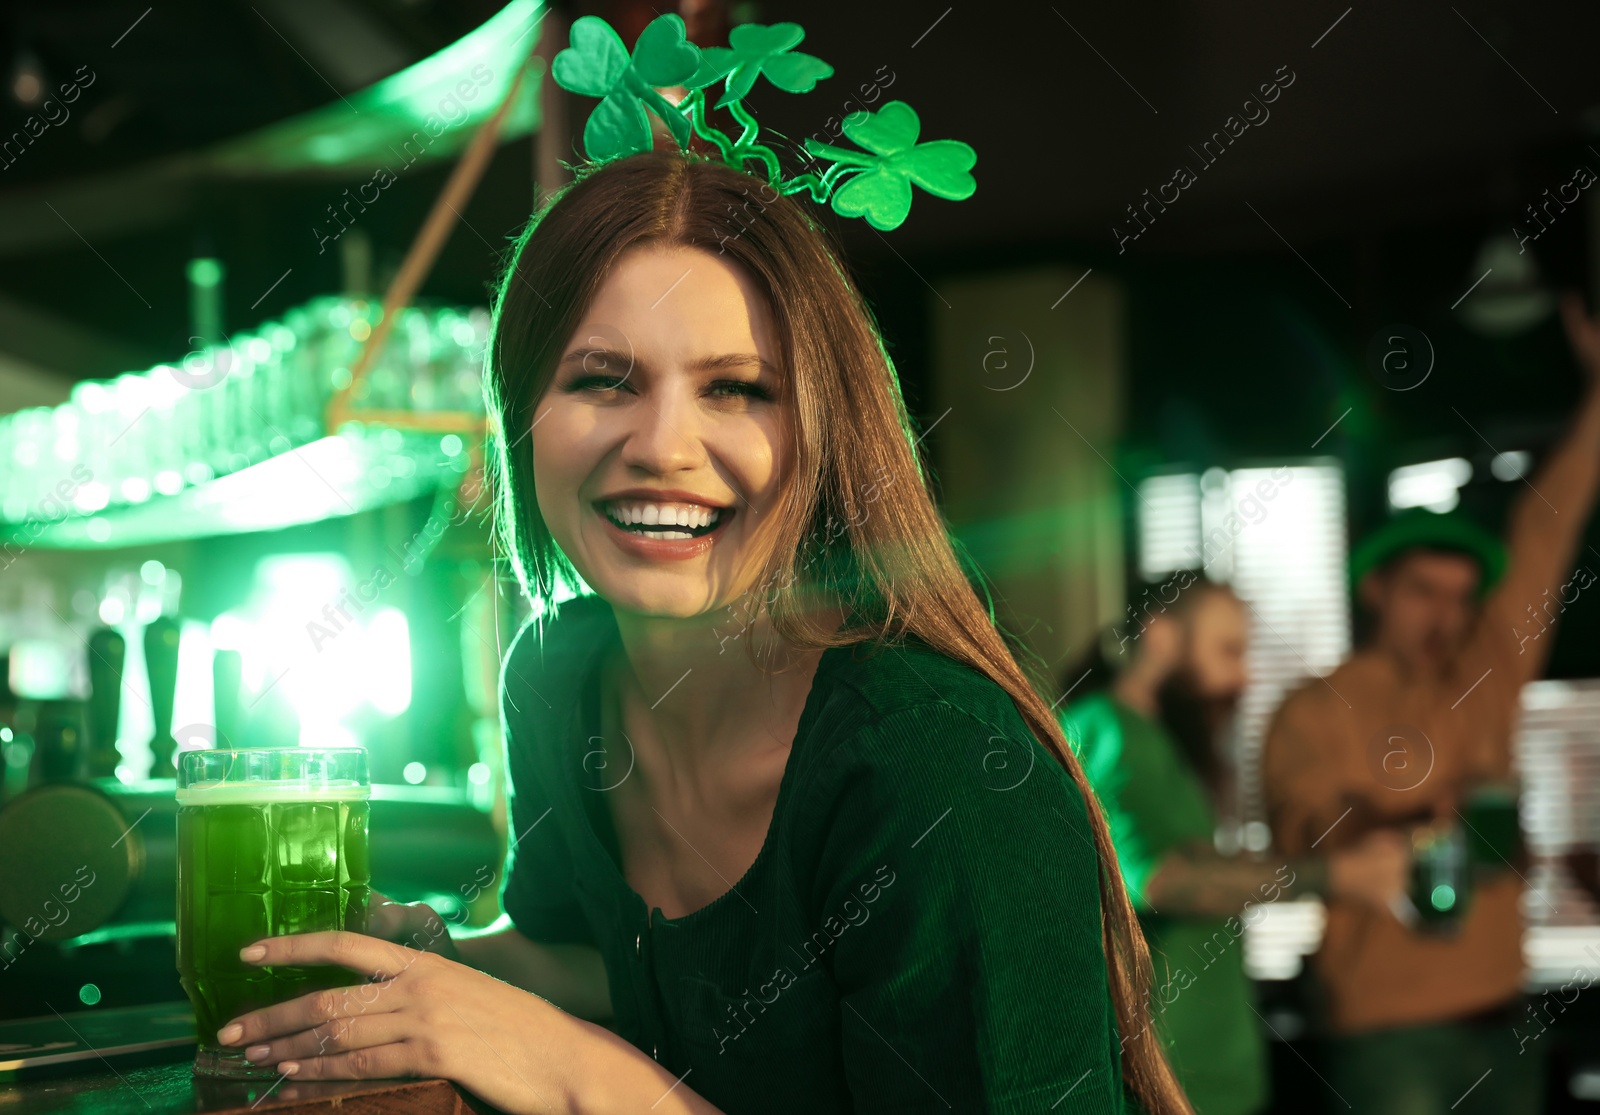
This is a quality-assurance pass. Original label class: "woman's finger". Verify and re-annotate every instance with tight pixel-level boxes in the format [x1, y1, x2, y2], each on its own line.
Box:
[278, 1041, 423, 1081]
[365, 894, 406, 937]
[220, 978, 401, 1047]
[240, 930, 421, 981]
[242, 1011, 412, 1067]
[366, 897, 451, 947]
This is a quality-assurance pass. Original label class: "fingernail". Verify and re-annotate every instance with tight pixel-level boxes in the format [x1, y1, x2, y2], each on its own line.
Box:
[239, 944, 266, 962]
[279, 1061, 300, 1076]
[218, 1023, 243, 1045]
[244, 1045, 272, 1063]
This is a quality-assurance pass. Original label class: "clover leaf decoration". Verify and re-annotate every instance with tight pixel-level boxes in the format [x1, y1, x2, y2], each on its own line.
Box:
[551, 13, 702, 162]
[802, 101, 977, 231]
[684, 21, 833, 109]
[550, 14, 977, 233]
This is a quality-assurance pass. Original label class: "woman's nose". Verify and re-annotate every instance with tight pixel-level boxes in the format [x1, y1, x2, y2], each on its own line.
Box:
[619, 391, 704, 473]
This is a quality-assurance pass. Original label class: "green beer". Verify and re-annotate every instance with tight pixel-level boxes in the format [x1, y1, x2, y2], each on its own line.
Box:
[176, 748, 370, 1078]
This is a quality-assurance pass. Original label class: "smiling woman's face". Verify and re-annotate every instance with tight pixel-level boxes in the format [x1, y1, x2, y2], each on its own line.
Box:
[530, 242, 791, 619]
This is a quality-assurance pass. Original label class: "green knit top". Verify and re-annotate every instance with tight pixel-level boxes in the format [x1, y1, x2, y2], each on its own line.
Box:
[498, 593, 1134, 1113]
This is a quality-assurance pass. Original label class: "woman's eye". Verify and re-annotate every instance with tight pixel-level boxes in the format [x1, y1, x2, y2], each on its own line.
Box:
[569, 374, 629, 393]
[709, 380, 773, 401]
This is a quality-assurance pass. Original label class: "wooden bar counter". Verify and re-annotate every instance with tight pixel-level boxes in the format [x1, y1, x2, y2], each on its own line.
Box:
[0, 1004, 499, 1115]
[0, 1059, 497, 1114]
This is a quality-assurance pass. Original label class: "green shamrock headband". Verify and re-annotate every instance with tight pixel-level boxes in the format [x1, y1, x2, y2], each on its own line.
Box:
[549, 13, 976, 231]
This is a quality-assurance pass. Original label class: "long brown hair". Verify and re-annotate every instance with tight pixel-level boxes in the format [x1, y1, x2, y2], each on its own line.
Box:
[484, 149, 1191, 1115]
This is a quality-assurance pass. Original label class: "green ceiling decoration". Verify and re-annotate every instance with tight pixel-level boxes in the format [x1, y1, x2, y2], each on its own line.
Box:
[206, 0, 544, 175]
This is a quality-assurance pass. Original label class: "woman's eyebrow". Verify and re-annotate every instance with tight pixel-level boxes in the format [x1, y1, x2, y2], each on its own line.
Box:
[691, 352, 779, 376]
[559, 346, 636, 370]
[559, 348, 780, 376]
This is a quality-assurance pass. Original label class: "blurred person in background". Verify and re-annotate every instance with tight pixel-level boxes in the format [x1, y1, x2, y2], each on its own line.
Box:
[1262, 292, 1600, 1114]
[1060, 576, 1410, 1115]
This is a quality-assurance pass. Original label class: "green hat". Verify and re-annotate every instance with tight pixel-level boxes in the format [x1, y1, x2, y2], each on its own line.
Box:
[1349, 507, 1507, 597]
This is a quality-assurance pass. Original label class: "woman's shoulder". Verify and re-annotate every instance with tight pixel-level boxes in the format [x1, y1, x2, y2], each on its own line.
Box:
[498, 594, 617, 771]
[501, 593, 616, 697]
[788, 642, 1119, 1113]
[787, 638, 1103, 935]
[821, 635, 1035, 740]
[801, 636, 1094, 828]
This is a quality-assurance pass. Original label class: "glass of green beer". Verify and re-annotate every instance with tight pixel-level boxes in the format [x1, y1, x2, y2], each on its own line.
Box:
[176, 747, 370, 1078]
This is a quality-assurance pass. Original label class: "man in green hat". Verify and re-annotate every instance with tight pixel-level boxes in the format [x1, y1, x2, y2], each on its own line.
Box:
[1262, 293, 1600, 1114]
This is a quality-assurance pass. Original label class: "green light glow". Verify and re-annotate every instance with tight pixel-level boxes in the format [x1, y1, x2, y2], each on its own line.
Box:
[78, 983, 101, 1005]
[211, 556, 413, 747]
[59, 921, 177, 950]
[1430, 884, 1457, 911]
[365, 608, 413, 716]
[186, 258, 224, 288]
[9, 639, 73, 699]
[169, 618, 215, 762]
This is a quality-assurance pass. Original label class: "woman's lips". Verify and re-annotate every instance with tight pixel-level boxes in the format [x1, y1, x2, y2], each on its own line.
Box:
[594, 503, 735, 561]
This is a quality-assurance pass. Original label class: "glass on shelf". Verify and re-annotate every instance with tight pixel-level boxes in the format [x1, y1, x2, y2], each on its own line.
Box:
[0, 295, 495, 530]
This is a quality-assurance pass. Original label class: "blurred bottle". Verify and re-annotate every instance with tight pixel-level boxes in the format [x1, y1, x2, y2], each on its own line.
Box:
[7, 408, 51, 516]
[0, 295, 495, 515]
[71, 380, 118, 511]
[0, 654, 27, 804]
[111, 372, 156, 509]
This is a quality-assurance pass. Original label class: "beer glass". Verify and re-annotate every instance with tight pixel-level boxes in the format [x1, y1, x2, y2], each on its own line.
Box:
[176, 748, 370, 1078]
[1409, 820, 1468, 936]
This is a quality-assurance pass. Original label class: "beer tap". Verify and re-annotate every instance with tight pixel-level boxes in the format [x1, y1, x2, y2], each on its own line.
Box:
[144, 617, 180, 777]
[84, 627, 126, 780]
[213, 648, 243, 750]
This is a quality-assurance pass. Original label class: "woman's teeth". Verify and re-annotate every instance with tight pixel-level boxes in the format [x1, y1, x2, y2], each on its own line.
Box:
[603, 501, 724, 539]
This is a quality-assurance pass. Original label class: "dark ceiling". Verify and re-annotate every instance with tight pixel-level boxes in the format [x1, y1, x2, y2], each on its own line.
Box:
[4, 0, 1600, 669]
[4, 1, 1600, 356]
[3, 1, 1600, 490]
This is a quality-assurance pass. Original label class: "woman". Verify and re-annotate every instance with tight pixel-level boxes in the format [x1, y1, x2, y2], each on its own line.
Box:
[213, 149, 1192, 1114]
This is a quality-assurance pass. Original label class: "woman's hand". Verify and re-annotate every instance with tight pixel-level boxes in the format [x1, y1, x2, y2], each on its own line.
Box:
[364, 888, 462, 963]
[215, 930, 587, 1115]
